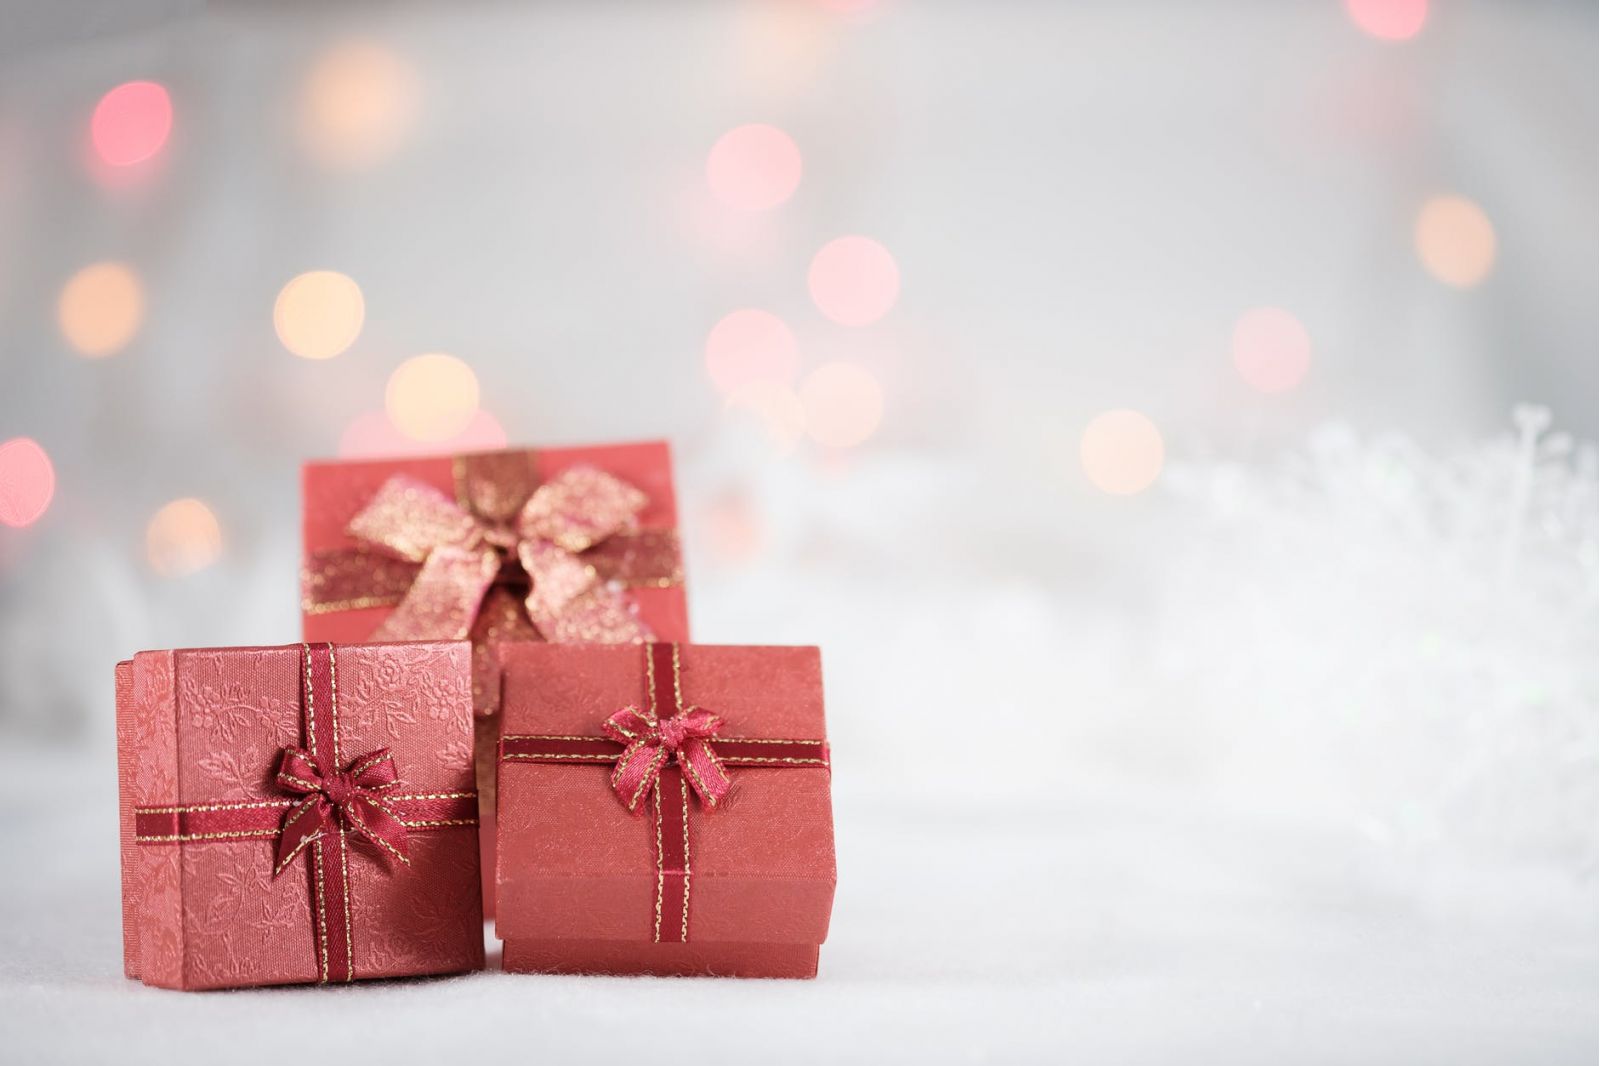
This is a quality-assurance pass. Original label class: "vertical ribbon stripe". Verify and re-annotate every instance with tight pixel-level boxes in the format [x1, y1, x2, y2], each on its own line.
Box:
[301, 643, 353, 984]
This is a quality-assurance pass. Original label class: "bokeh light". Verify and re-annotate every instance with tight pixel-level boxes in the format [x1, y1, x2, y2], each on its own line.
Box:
[146, 498, 223, 577]
[58, 262, 143, 357]
[273, 271, 365, 359]
[808, 236, 900, 327]
[1345, 0, 1428, 41]
[706, 124, 803, 211]
[385, 354, 481, 442]
[0, 438, 56, 528]
[1231, 307, 1312, 394]
[728, 382, 807, 453]
[91, 81, 172, 167]
[1414, 195, 1497, 288]
[705, 309, 800, 395]
[799, 362, 884, 448]
[1080, 410, 1164, 496]
[298, 41, 420, 171]
[702, 489, 763, 564]
[339, 409, 507, 458]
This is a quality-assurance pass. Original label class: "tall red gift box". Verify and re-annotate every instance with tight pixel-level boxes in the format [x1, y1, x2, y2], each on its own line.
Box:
[495, 643, 836, 978]
[300, 440, 691, 912]
[115, 642, 485, 990]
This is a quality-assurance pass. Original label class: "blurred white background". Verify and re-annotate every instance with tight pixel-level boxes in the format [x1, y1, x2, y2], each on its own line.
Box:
[0, 1, 1595, 1062]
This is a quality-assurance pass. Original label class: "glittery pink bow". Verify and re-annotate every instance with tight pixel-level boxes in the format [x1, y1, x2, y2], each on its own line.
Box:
[601, 705, 733, 812]
[345, 465, 654, 645]
[273, 746, 410, 874]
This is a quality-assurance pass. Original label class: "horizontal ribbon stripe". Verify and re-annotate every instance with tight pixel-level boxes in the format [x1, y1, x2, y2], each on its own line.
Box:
[501, 734, 828, 768]
[134, 793, 478, 843]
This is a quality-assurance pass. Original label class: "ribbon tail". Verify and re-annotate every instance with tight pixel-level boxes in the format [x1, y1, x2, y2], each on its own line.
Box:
[677, 737, 733, 808]
[276, 795, 331, 875]
[345, 796, 410, 866]
[611, 740, 667, 812]
[372, 545, 499, 642]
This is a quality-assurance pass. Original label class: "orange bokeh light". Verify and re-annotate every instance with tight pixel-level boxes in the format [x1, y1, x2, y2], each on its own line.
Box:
[1345, 0, 1428, 41]
[799, 362, 884, 448]
[385, 354, 482, 442]
[298, 41, 420, 171]
[274, 271, 365, 360]
[705, 309, 800, 395]
[339, 409, 507, 459]
[1231, 307, 1312, 394]
[0, 438, 55, 528]
[146, 498, 223, 577]
[91, 81, 173, 167]
[706, 124, 803, 211]
[808, 236, 900, 327]
[1080, 410, 1164, 496]
[1414, 195, 1496, 288]
[58, 262, 143, 357]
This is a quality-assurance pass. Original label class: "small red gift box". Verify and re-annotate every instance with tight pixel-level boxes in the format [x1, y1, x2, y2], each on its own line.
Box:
[495, 643, 836, 978]
[115, 641, 485, 990]
[300, 440, 691, 913]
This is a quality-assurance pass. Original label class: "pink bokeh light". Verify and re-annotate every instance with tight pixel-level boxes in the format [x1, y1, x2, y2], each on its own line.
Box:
[0, 438, 56, 528]
[706, 124, 803, 211]
[705, 309, 800, 395]
[808, 236, 900, 327]
[1345, 0, 1428, 41]
[91, 81, 173, 167]
[339, 409, 508, 459]
[1231, 307, 1312, 394]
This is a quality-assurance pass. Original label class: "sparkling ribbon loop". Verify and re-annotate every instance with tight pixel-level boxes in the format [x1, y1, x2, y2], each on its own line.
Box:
[499, 643, 829, 944]
[273, 745, 410, 874]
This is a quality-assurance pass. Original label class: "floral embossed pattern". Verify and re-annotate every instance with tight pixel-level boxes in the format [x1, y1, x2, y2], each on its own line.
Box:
[119, 642, 484, 990]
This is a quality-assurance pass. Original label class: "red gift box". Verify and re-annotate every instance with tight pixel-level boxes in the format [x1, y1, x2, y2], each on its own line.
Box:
[495, 643, 836, 978]
[115, 641, 485, 990]
[300, 440, 691, 913]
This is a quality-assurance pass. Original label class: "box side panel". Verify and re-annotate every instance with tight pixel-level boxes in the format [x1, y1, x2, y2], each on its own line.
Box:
[502, 937, 819, 979]
[131, 651, 185, 989]
[114, 660, 138, 978]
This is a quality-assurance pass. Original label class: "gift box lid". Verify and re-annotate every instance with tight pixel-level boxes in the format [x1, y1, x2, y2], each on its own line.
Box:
[494, 643, 836, 948]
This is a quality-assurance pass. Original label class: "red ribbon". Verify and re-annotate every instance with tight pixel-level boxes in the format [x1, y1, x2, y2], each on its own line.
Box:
[133, 643, 477, 984]
[499, 643, 829, 944]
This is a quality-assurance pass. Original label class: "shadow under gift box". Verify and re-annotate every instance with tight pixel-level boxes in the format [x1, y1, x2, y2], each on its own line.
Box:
[115, 642, 485, 990]
[495, 643, 836, 978]
[300, 440, 691, 917]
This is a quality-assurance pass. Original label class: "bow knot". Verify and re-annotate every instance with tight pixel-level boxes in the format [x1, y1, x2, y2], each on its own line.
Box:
[602, 706, 732, 812]
[273, 746, 410, 874]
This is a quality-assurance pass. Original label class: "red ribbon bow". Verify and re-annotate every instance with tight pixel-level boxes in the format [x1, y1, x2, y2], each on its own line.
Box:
[602, 705, 733, 812]
[274, 746, 410, 874]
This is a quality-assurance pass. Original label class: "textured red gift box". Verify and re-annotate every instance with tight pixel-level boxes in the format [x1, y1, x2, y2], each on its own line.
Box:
[495, 644, 836, 978]
[115, 642, 485, 990]
[301, 441, 691, 915]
